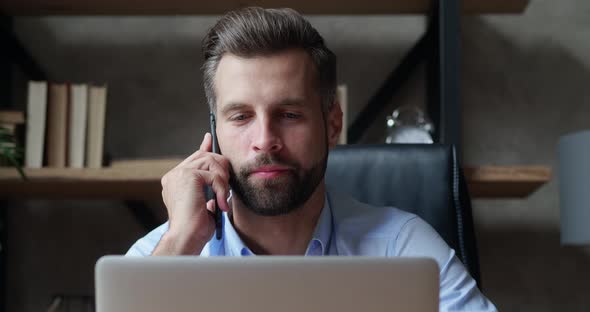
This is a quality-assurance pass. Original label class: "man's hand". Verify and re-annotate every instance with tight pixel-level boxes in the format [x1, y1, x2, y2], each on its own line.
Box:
[152, 133, 231, 255]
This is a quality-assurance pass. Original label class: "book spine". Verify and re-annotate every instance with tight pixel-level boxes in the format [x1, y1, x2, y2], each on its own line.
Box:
[68, 84, 88, 168]
[25, 81, 48, 168]
[46, 83, 69, 168]
[86, 85, 107, 169]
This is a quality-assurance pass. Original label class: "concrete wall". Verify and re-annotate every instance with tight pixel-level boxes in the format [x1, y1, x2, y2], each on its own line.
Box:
[463, 2, 590, 310]
[5, 0, 590, 310]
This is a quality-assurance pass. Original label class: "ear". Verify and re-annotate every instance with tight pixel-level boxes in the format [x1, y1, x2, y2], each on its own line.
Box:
[326, 100, 343, 148]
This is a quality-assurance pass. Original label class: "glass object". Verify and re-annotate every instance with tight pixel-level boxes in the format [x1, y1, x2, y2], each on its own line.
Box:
[385, 106, 434, 144]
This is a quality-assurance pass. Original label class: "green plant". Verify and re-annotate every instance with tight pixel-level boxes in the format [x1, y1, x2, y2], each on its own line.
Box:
[0, 126, 27, 180]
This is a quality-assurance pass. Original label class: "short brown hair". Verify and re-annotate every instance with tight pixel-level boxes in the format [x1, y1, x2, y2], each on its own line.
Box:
[202, 7, 337, 114]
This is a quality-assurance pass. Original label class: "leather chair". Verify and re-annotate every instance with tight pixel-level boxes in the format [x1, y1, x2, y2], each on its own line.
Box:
[325, 144, 482, 286]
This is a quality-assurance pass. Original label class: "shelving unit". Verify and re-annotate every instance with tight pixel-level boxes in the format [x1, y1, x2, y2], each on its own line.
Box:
[0, 1, 534, 310]
[1, 0, 529, 15]
[0, 160, 551, 199]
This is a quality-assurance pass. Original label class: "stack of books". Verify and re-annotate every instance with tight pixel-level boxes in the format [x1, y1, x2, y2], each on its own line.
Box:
[24, 81, 108, 169]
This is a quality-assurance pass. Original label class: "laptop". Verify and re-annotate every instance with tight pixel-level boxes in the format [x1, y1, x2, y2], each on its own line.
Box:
[95, 256, 439, 312]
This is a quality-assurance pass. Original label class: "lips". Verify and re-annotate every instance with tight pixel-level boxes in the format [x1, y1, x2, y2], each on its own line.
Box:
[250, 166, 291, 178]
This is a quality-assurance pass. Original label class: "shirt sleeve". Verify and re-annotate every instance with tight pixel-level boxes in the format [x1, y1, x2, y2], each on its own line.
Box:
[392, 217, 498, 312]
[125, 222, 169, 257]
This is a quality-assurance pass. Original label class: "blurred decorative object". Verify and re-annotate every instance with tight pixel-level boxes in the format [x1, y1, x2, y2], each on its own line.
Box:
[385, 106, 434, 144]
[0, 110, 26, 180]
[0, 127, 26, 180]
[558, 130, 590, 245]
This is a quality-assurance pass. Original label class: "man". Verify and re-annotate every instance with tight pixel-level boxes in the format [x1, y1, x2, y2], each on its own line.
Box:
[127, 7, 497, 311]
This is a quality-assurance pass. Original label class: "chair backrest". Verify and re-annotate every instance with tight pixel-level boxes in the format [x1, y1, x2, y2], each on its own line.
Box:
[325, 144, 481, 285]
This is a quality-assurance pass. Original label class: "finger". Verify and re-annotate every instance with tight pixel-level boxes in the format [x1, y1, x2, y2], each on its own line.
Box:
[209, 158, 230, 187]
[176, 133, 217, 168]
[215, 187, 231, 212]
[193, 171, 231, 212]
[212, 176, 231, 212]
[173, 133, 211, 169]
[199, 132, 212, 153]
[206, 199, 216, 213]
[187, 155, 230, 183]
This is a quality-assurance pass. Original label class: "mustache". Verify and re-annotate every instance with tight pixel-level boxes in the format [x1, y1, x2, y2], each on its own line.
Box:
[240, 154, 299, 176]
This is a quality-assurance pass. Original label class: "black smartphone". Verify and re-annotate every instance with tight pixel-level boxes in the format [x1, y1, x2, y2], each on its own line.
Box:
[209, 112, 223, 240]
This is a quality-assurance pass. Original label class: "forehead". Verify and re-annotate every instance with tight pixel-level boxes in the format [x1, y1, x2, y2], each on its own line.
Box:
[213, 49, 319, 112]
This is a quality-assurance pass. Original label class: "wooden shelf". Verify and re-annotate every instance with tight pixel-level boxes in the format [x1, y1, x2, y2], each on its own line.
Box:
[0, 159, 550, 200]
[464, 165, 552, 199]
[1, 0, 529, 16]
[0, 159, 182, 201]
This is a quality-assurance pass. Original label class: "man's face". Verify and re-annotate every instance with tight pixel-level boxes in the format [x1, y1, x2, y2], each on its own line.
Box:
[214, 49, 342, 216]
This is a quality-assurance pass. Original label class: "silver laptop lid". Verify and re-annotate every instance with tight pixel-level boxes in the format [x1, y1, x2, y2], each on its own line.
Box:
[96, 256, 439, 312]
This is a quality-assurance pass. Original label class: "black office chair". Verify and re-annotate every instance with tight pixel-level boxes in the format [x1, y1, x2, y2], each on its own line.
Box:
[325, 144, 482, 286]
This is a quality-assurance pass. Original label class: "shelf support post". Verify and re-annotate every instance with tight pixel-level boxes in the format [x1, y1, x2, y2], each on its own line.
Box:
[427, 0, 462, 157]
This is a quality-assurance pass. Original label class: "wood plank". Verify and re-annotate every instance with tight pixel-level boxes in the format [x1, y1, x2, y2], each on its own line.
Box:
[0, 159, 181, 200]
[464, 165, 552, 198]
[0, 162, 550, 199]
[1, 0, 529, 16]
[0, 111, 25, 125]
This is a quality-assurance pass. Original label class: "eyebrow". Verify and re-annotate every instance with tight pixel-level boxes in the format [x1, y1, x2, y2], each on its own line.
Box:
[277, 98, 306, 107]
[219, 98, 307, 116]
[219, 102, 249, 117]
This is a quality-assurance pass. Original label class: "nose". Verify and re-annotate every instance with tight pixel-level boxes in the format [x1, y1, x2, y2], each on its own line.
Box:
[252, 117, 283, 153]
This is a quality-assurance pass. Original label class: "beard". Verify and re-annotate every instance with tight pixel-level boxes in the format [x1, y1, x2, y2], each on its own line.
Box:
[229, 150, 328, 217]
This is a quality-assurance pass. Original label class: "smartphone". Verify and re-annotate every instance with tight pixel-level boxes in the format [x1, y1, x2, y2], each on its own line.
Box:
[209, 112, 223, 240]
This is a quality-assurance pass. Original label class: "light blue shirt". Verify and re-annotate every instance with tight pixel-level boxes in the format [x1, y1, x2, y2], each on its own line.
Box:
[127, 189, 497, 311]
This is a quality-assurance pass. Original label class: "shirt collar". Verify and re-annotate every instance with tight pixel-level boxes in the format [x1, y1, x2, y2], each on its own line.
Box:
[305, 194, 332, 256]
[222, 193, 332, 256]
[222, 210, 251, 256]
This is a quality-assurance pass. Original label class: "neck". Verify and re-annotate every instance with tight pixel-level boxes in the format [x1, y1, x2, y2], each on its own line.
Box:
[230, 182, 326, 255]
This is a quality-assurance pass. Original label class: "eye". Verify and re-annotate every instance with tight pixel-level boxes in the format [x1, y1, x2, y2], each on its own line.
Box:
[230, 114, 248, 121]
[283, 112, 301, 119]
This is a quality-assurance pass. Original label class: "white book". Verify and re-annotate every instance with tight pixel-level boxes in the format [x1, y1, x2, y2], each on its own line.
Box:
[337, 85, 348, 145]
[68, 84, 88, 168]
[86, 85, 107, 169]
[25, 81, 48, 168]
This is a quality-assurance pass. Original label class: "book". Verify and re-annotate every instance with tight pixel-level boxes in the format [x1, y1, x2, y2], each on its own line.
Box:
[68, 84, 88, 168]
[86, 85, 107, 168]
[337, 85, 348, 145]
[0, 110, 25, 125]
[25, 81, 48, 168]
[0, 110, 25, 134]
[46, 83, 69, 168]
